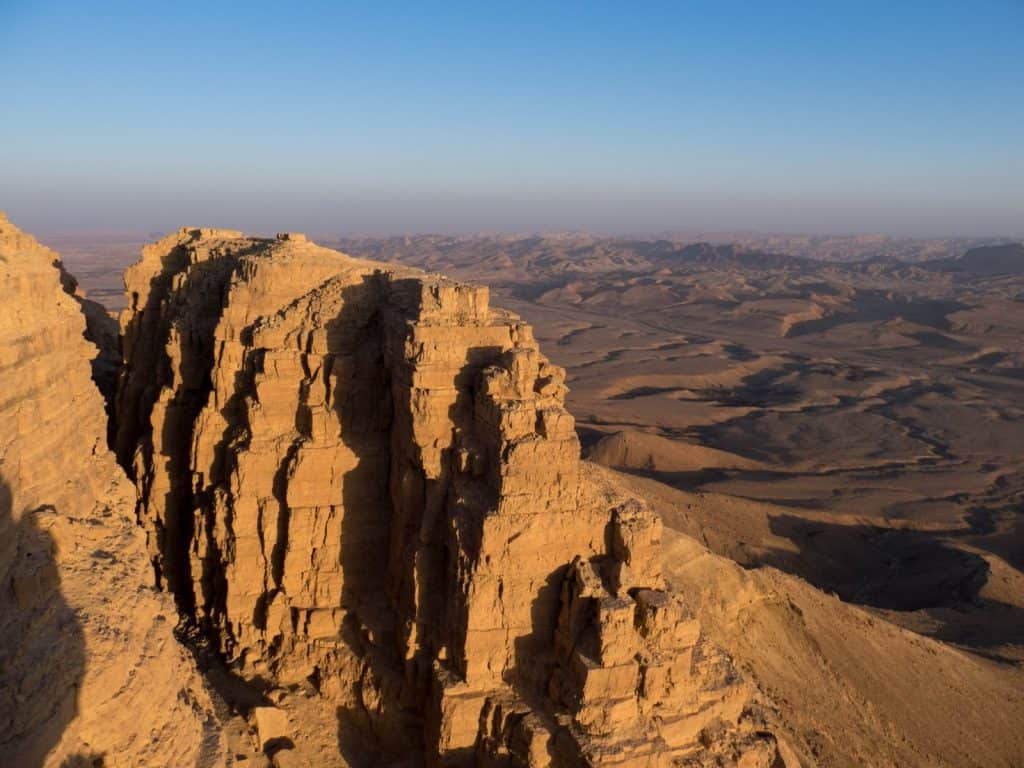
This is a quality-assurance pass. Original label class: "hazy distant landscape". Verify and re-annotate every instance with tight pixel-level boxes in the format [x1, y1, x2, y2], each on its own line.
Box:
[58, 231, 1024, 665]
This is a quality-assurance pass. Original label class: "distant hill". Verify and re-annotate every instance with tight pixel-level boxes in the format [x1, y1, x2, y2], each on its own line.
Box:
[926, 243, 1024, 276]
[669, 242, 809, 270]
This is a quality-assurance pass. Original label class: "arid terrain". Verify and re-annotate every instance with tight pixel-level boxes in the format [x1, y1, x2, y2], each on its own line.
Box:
[6, 0, 1020, 763]
[4, 222, 1022, 767]
[324, 234, 1024, 759]
[325, 235, 1024, 663]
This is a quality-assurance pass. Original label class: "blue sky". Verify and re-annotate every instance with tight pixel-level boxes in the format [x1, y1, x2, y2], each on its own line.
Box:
[1, 1, 1021, 236]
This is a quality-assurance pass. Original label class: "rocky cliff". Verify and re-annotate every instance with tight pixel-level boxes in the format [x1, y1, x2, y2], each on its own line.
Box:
[113, 228, 786, 766]
[6, 213, 1024, 768]
[0, 213, 223, 767]
[6, 217, 1024, 767]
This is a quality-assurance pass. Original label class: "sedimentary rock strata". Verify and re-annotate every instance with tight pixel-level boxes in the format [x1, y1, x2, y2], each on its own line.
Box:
[0, 213, 222, 767]
[116, 228, 780, 765]
[6, 211, 1024, 767]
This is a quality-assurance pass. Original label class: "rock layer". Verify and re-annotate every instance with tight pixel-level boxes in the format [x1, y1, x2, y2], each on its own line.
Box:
[116, 228, 781, 765]
[0, 213, 223, 767]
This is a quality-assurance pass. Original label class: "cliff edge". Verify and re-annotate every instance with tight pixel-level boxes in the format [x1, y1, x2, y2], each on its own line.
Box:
[0, 213, 224, 766]
[114, 228, 786, 766]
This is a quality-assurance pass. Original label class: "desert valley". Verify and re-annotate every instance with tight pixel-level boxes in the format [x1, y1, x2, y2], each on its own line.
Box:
[329, 233, 1024, 660]
[58, 228, 1024, 664]
[2, 213, 1022, 767]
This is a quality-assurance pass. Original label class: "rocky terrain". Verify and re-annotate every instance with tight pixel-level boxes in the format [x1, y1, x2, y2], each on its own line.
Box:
[0, 214, 223, 766]
[325, 235, 1024, 665]
[3, 221, 1024, 767]
[110, 226, 789, 766]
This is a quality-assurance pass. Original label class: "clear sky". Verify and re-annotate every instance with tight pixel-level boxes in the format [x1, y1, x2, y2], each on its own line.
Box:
[1, 1, 1021, 236]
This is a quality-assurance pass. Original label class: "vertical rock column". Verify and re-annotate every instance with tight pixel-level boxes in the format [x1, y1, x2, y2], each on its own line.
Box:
[114, 228, 763, 767]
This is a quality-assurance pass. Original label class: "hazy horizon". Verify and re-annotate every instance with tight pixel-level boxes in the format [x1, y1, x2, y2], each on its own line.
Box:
[2, 1, 1022, 238]
[25, 222, 1024, 243]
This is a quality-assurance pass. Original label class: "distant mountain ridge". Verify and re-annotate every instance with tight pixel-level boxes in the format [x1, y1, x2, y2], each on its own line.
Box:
[925, 243, 1024, 276]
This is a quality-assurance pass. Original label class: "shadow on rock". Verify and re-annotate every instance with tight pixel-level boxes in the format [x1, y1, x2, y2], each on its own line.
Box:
[0, 473, 87, 766]
[59, 754, 105, 768]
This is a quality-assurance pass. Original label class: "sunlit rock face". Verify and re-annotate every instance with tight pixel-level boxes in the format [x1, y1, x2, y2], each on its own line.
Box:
[115, 227, 775, 766]
[0, 213, 222, 767]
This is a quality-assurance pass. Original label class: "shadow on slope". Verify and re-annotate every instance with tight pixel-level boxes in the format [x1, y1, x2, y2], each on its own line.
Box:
[756, 513, 989, 610]
[744, 513, 1024, 662]
[611, 463, 1024, 663]
[757, 512, 1024, 667]
[0, 475, 88, 767]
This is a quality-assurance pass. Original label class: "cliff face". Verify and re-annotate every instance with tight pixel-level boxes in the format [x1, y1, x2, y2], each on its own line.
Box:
[0, 214, 222, 767]
[115, 228, 783, 766]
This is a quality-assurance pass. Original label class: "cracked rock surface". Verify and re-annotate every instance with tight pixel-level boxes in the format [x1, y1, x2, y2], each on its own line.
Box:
[114, 227, 778, 766]
[0, 213, 224, 767]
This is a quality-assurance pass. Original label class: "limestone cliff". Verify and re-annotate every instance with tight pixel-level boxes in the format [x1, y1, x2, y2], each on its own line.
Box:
[115, 228, 785, 766]
[0, 213, 223, 766]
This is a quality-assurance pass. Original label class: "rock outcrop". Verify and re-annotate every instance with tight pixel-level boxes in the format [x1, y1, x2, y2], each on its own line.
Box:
[115, 228, 782, 766]
[0, 213, 223, 766]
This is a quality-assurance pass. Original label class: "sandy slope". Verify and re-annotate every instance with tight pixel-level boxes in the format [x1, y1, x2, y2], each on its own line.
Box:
[659, 527, 1024, 768]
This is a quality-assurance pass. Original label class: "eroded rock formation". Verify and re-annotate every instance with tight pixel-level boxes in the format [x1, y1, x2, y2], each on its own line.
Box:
[115, 228, 781, 766]
[0, 213, 223, 767]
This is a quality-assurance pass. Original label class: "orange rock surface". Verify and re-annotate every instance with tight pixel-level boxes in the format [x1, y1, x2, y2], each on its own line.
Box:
[114, 227, 782, 765]
[0, 213, 223, 766]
